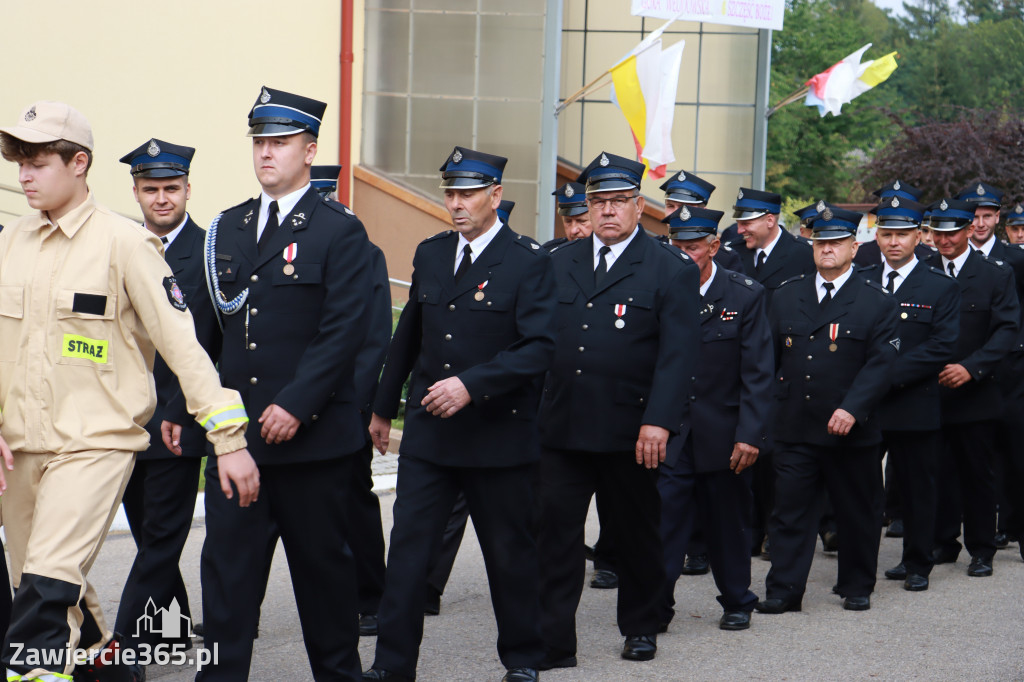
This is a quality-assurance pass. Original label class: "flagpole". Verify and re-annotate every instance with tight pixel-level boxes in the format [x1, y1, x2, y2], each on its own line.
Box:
[555, 73, 613, 115]
[765, 85, 809, 119]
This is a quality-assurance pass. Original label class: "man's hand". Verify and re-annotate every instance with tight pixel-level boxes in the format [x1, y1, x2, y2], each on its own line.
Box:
[218, 449, 260, 507]
[422, 377, 471, 418]
[161, 421, 183, 456]
[635, 425, 670, 469]
[729, 442, 759, 474]
[369, 413, 392, 455]
[259, 404, 301, 444]
[938, 363, 972, 389]
[827, 408, 857, 436]
[0, 434, 13, 493]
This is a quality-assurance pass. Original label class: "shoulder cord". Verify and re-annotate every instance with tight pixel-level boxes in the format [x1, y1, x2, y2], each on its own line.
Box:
[204, 212, 248, 331]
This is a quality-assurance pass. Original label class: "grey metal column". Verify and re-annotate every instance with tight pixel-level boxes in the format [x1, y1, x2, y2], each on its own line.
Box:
[752, 28, 772, 191]
[536, 0, 564, 243]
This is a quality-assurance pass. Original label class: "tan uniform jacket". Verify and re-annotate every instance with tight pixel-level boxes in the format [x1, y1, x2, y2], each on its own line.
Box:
[0, 193, 247, 455]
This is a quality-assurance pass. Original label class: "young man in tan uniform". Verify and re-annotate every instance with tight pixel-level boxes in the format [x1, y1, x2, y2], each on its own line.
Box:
[0, 101, 258, 682]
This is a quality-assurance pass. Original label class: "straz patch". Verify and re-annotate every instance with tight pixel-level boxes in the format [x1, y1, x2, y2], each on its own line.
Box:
[63, 334, 108, 363]
[164, 276, 188, 311]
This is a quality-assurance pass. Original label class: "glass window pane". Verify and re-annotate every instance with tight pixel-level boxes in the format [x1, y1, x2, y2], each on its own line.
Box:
[699, 34, 758, 105]
[366, 0, 410, 8]
[479, 14, 545, 99]
[362, 95, 408, 174]
[698, 172, 752, 220]
[411, 12, 477, 96]
[696, 105, 755, 172]
[408, 97, 475, 176]
[482, 0, 545, 12]
[586, 3, 644, 31]
[557, 100, 583, 164]
[364, 10, 410, 93]
[563, 0, 587, 30]
[497, 181, 539, 239]
[477, 100, 542, 181]
[560, 31, 586, 96]
[415, 0, 477, 11]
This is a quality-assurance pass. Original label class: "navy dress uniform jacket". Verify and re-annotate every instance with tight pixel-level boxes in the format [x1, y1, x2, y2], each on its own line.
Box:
[769, 273, 899, 447]
[210, 187, 376, 464]
[923, 249, 1019, 423]
[985, 240, 1024, 357]
[539, 232, 700, 459]
[666, 268, 773, 472]
[853, 240, 936, 268]
[733, 230, 816, 305]
[861, 261, 960, 431]
[146, 217, 221, 459]
[373, 225, 558, 468]
[355, 244, 392, 429]
[714, 243, 746, 275]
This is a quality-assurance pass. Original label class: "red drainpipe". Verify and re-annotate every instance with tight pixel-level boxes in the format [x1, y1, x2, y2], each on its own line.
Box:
[339, 0, 354, 205]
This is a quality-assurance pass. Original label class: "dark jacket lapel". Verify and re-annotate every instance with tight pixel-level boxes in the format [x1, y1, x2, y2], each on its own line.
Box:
[699, 267, 728, 324]
[253, 187, 320, 270]
[447, 224, 514, 301]
[592, 227, 648, 298]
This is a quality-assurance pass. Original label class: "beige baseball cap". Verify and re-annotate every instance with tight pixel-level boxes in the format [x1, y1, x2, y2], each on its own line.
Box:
[0, 101, 93, 151]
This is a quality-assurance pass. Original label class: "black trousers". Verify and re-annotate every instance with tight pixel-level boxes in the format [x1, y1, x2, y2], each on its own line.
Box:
[538, 448, 664, 660]
[658, 442, 757, 620]
[115, 456, 202, 650]
[197, 456, 360, 682]
[994, 397, 1024, 539]
[425, 491, 469, 599]
[883, 430, 938, 576]
[373, 455, 543, 677]
[935, 420, 997, 561]
[591, 493, 619, 573]
[750, 449, 775, 554]
[766, 442, 881, 601]
[348, 442, 386, 616]
[883, 454, 903, 522]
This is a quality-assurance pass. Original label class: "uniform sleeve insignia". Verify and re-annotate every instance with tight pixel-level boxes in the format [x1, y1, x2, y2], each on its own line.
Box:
[163, 276, 188, 311]
[890, 338, 901, 351]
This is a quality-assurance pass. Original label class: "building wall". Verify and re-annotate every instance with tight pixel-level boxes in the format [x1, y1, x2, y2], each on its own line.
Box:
[0, 0, 342, 227]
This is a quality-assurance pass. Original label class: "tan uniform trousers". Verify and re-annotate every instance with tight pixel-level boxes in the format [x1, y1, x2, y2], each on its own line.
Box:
[2, 449, 134, 678]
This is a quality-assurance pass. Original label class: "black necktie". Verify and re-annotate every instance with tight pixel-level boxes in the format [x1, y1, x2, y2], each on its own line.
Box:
[755, 251, 766, 273]
[258, 200, 279, 253]
[160, 236, 168, 245]
[820, 281, 834, 308]
[947, 262, 956, 278]
[886, 271, 898, 293]
[454, 244, 473, 282]
[595, 245, 611, 286]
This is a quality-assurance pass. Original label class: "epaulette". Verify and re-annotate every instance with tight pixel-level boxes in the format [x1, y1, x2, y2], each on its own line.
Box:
[659, 241, 691, 261]
[513, 233, 543, 252]
[981, 254, 1012, 270]
[221, 197, 258, 215]
[422, 230, 454, 243]
[925, 265, 948, 277]
[864, 279, 890, 295]
[321, 198, 357, 217]
[728, 271, 757, 288]
[778, 273, 806, 288]
[856, 263, 881, 275]
[722, 244, 735, 253]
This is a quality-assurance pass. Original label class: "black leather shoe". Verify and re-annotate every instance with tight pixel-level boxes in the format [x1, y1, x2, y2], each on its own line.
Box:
[719, 610, 751, 630]
[424, 590, 441, 616]
[904, 574, 929, 591]
[537, 654, 576, 671]
[590, 569, 619, 589]
[884, 562, 908, 580]
[843, 596, 870, 611]
[932, 548, 959, 564]
[621, 634, 657, 661]
[501, 668, 539, 682]
[359, 613, 379, 637]
[760, 537, 771, 561]
[821, 530, 839, 552]
[755, 598, 801, 614]
[994, 532, 1010, 549]
[362, 668, 414, 682]
[584, 544, 597, 562]
[885, 519, 904, 538]
[680, 553, 710, 575]
[967, 557, 993, 577]
[192, 621, 204, 638]
[657, 622, 670, 634]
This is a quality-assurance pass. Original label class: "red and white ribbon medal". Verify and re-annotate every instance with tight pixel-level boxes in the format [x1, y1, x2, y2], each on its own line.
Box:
[829, 323, 839, 352]
[282, 243, 298, 276]
[474, 280, 488, 301]
[614, 304, 627, 329]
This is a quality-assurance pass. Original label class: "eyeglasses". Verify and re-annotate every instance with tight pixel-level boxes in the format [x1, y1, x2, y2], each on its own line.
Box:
[587, 194, 638, 211]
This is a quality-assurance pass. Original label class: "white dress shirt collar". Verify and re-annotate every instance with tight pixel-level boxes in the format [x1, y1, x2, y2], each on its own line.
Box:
[594, 226, 640, 270]
[455, 216, 504, 272]
[814, 265, 854, 302]
[258, 184, 310, 239]
[700, 262, 718, 297]
[941, 248, 971, 278]
[148, 213, 189, 248]
[881, 256, 918, 293]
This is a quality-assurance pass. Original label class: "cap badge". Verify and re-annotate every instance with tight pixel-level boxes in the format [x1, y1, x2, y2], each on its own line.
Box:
[737, 189, 744, 200]
[977, 183, 985, 196]
[679, 206, 691, 221]
[891, 197, 900, 208]
[940, 199, 949, 211]
[452, 149, 463, 164]
[893, 180, 901, 190]
[679, 172, 686, 182]
[599, 153, 610, 167]
[564, 185, 575, 198]
[822, 207, 834, 221]
[24, 106, 36, 122]
[260, 87, 271, 104]
[1016, 204, 1023, 214]
[816, 200, 826, 213]
[147, 140, 161, 157]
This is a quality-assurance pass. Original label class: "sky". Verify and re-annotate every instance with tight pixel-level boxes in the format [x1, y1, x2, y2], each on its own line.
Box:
[872, 0, 908, 16]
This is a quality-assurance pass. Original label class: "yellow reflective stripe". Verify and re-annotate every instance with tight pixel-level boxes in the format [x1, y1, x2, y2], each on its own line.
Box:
[200, 405, 249, 431]
[62, 334, 109, 363]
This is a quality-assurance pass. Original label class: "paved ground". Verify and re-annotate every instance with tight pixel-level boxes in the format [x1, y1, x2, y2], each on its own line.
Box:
[83, 486, 1024, 681]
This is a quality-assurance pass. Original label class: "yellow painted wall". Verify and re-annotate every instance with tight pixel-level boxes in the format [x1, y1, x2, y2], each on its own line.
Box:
[0, 0, 344, 228]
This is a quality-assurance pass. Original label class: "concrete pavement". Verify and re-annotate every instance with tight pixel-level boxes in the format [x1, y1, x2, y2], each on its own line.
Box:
[83, 483, 1024, 681]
